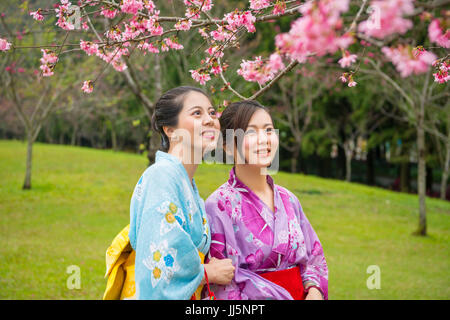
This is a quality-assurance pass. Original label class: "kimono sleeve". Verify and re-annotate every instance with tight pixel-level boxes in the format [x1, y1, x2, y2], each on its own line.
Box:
[132, 167, 204, 300]
[293, 195, 329, 300]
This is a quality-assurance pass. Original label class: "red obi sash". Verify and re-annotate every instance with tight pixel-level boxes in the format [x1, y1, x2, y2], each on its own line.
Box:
[259, 265, 305, 300]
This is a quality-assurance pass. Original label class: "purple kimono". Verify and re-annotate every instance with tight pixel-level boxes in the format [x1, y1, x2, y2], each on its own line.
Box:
[204, 167, 328, 300]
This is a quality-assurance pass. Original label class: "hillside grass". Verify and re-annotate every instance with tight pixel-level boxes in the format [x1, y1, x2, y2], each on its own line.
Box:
[0, 139, 449, 299]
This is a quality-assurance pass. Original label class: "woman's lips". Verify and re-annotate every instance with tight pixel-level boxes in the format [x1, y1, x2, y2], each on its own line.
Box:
[201, 130, 216, 140]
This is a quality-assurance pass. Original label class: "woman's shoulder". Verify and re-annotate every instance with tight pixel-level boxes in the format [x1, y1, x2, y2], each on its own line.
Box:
[205, 181, 235, 204]
[275, 184, 302, 206]
[140, 160, 182, 188]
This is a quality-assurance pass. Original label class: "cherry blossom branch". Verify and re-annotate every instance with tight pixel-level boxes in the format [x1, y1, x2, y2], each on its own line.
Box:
[345, 0, 368, 34]
[217, 56, 248, 100]
[248, 60, 300, 100]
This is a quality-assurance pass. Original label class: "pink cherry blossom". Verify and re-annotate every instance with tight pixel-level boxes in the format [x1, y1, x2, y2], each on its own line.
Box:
[237, 55, 284, 85]
[198, 28, 208, 38]
[224, 10, 256, 33]
[55, 0, 75, 30]
[80, 40, 99, 56]
[210, 65, 223, 75]
[137, 41, 159, 54]
[275, 0, 353, 63]
[30, 9, 44, 21]
[120, 0, 144, 15]
[100, 6, 118, 19]
[249, 0, 271, 10]
[428, 19, 450, 49]
[206, 45, 224, 58]
[40, 49, 58, 64]
[164, 38, 184, 50]
[338, 50, 358, 68]
[432, 60, 449, 84]
[382, 45, 437, 77]
[143, 18, 163, 36]
[95, 47, 129, 72]
[348, 79, 357, 87]
[40, 64, 54, 77]
[39, 49, 58, 77]
[175, 19, 192, 31]
[358, 0, 414, 39]
[39, 49, 58, 76]
[210, 26, 235, 42]
[184, 0, 213, 12]
[0, 38, 11, 51]
[145, 0, 156, 14]
[272, 1, 286, 15]
[268, 52, 285, 72]
[190, 69, 211, 85]
[82, 80, 93, 93]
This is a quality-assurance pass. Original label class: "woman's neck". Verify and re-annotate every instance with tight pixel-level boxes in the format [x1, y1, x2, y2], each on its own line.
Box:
[235, 164, 269, 193]
[168, 146, 198, 183]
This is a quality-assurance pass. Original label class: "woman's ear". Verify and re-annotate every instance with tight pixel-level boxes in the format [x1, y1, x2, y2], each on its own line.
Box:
[163, 126, 175, 140]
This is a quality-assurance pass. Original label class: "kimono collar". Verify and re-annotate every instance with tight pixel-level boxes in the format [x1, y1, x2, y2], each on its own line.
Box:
[228, 166, 275, 191]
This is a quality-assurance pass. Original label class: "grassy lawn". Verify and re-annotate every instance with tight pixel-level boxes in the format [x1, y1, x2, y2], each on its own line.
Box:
[0, 139, 449, 300]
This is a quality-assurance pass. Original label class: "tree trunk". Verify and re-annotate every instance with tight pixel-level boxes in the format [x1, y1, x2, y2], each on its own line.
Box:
[345, 154, 352, 182]
[366, 148, 375, 186]
[440, 143, 450, 200]
[400, 161, 410, 193]
[71, 122, 78, 146]
[344, 141, 353, 182]
[290, 144, 300, 173]
[415, 111, 427, 236]
[23, 132, 33, 190]
[111, 122, 117, 151]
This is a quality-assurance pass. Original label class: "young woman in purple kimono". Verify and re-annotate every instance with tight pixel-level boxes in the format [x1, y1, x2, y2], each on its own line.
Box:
[204, 100, 328, 300]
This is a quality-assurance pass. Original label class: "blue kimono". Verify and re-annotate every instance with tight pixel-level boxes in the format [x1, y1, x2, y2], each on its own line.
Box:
[129, 150, 211, 299]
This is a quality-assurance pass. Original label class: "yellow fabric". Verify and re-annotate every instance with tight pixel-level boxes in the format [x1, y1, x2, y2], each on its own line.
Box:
[103, 224, 135, 300]
[192, 251, 205, 300]
[103, 224, 205, 300]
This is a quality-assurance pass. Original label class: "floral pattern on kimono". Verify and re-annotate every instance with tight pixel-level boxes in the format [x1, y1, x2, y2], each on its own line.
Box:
[129, 151, 211, 299]
[204, 166, 328, 300]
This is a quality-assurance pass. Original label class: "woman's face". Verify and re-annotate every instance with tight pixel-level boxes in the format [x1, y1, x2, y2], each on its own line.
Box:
[169, 91, 220, 160]
[238, 108, 279, 168]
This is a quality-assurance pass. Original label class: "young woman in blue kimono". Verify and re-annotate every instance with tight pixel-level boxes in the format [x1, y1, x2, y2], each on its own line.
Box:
[128, 86, 235, 299]
[205, 100, 328, 300]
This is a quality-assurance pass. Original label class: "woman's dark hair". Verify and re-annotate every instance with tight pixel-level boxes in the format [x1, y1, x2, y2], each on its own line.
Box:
[219, 100, 273, 161]
[151, 86, 210, 152]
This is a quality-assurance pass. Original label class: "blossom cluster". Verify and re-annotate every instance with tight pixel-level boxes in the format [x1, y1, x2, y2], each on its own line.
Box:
[39, 49, 58, 77]
[358, 0, 414, 39]
[381, 45, 437, 78]
[12, 0, 448, 92]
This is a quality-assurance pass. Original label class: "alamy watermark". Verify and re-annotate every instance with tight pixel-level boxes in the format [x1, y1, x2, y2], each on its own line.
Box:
[366, 265, 381, 290]
[66, 265, 81, 290]
[167, 126, 281, 174]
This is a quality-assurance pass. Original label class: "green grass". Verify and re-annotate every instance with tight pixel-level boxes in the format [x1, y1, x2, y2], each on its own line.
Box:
[0, 139, 449, 299]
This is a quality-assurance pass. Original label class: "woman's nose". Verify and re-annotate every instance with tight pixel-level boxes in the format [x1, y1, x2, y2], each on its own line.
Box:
[257, 129, 269, 144]
[203, 113, 214, 126]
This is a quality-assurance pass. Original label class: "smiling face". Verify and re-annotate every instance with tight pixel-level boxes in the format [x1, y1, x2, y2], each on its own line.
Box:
[165, 90, 220, 160]
[240, 108, 279, 168]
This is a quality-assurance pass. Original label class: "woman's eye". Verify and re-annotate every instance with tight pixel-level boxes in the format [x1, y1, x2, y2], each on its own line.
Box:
[210, 110, 216, 116]
[245, 129, 256, 135]
[266, 127, 274, 133]
[193, 110, 201, 116]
